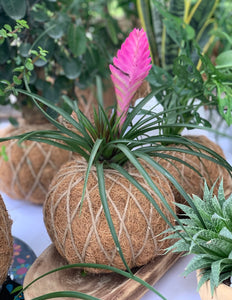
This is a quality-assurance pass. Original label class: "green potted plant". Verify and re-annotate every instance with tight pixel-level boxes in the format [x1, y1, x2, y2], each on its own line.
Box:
[136, 0, 232, 128]
[1, 25, 232, 299]
[132, 0, 232, 204]
[165, 180, 232, 300]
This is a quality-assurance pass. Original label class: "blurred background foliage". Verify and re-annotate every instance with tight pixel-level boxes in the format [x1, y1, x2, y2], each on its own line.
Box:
[0, 0, 137, 116]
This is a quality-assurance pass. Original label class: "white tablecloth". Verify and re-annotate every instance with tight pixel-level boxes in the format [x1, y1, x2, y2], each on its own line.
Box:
[1, 115, 232, 300]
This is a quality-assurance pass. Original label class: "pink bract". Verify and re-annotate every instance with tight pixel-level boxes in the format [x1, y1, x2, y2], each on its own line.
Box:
[109, 28, 152, 127]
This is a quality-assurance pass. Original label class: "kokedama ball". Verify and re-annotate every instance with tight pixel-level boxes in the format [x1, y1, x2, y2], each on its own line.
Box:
[155, 135, 232, 205]
[0, 124, 71, 204]
[0, 194, 13, 285]
[44, 157, 176, 273]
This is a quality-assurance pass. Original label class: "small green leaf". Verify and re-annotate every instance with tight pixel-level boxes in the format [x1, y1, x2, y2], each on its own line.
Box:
[4, 24, 12, 32]
[13, 66, 25, 73]
[13, 75, 22, 85]
[0, 146, 8, 162]
[25, 59, 34, 71]
[0, 29, 7, 38]
[16, 19, 29, 29]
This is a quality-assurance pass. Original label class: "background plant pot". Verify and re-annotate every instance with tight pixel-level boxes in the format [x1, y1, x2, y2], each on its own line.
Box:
[0, 194, 13, 285]
[0, 124, 71, 204]
[155, 135, 232, 207]
[197, 270, 232, 300]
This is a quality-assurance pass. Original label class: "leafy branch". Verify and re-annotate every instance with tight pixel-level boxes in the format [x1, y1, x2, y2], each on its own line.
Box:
[0, 20, 48, 98]
[0, 20, 29, 43]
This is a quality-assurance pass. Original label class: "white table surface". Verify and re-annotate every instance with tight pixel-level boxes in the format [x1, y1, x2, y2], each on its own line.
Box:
[1, 113, 232, 300]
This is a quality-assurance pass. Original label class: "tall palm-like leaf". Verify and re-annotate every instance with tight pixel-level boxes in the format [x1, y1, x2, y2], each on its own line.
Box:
[137, 0, 219, 72]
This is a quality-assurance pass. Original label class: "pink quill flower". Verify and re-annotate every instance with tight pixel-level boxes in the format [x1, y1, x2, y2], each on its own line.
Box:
[109, 28, 152, 127]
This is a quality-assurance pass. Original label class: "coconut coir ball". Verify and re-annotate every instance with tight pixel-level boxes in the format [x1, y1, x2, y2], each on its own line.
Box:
[0, 194, 13, 285]
[44, 157, 176, 273]
[155, 135, 232, 205]
[0, 124, 71, 204]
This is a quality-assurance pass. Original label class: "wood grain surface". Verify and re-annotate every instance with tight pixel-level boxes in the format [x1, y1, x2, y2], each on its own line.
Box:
[23, 244, 182, 300]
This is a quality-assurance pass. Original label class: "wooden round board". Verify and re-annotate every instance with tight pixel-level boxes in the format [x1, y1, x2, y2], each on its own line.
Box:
[23, 244, 181, 300]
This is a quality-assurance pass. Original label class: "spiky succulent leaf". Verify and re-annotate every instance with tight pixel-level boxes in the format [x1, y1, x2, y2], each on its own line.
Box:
[166, 180, 232, 295]
[197, 269, 211, 291]
[109, 28, 152, 126]
[219, 227, 232, 243]
[211, 259, 224, 289]
[223, 195, 232, 228]
[183, 254, 215, 276]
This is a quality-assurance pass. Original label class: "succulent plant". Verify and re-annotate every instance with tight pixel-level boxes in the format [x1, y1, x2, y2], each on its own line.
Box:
[166, 180, 232, 295]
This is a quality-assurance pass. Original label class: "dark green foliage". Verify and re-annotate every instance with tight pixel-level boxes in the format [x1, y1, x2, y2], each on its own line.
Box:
[0, 0, 129, 110]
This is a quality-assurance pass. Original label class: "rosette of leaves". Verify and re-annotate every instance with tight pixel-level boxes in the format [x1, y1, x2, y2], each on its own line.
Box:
[165, 180, 232, 296]
[0, 0, 128, 112]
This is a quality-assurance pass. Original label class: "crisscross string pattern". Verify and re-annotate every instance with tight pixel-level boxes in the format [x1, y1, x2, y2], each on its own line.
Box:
[44, 157, 175, 273]
[0, 195, 13, 285]
[0, 125, 71, 204]
[155, 135, 232, 207]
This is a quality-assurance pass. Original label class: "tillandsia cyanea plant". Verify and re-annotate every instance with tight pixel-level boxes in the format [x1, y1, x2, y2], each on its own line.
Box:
[165, 180, 232, 296]
[1, 27, 232, 300]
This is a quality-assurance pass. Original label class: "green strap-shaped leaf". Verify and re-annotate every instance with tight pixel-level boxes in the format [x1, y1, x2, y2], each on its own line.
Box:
[96, 162, 133, 275]
[164, 0, 185, 73]
[150, 0, 164, 63]
[136, 0, 160, 65]
[21, 263, 165, 300]
[189, 0, 219, 66]
[0, 0, 26, 20]
[67, 24, 87, 57]
[189, 0, 218, 36]
[32, 291, 99, 300]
